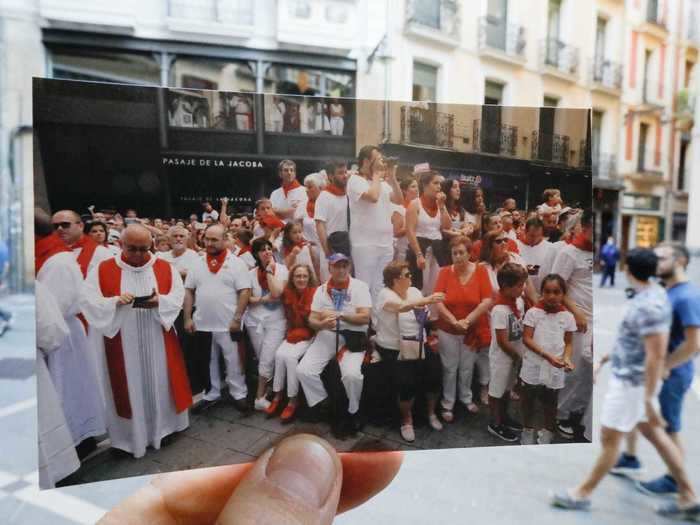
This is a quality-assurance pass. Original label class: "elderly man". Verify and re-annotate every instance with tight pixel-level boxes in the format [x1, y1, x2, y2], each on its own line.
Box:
[52, 209, 112, 278]
[80, 225, 192, 458]
[35, 209, 106, 457]
[270, 159, 308, 221]
[159, 226, 200, 280]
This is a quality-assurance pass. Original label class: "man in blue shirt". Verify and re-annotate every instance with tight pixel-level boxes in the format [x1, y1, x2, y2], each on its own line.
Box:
[611, 242, 700, 500]
[599, 236, 620, 288]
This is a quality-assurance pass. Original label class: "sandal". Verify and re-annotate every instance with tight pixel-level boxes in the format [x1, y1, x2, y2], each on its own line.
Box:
[466, 402, 479, 414]
[441, 410, 454, 423]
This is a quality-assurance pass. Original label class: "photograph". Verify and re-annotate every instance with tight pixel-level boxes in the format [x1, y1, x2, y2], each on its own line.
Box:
[32, 77, 592, 488]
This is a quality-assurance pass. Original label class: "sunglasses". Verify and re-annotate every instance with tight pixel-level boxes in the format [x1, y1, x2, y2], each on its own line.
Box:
[52, 221, 79, 230]
[401, 271, 412, 279]
[493, 238, 508, 245]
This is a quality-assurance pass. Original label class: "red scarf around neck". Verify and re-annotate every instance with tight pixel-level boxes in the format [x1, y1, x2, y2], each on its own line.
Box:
[571, 232, 593, 252]
[324, 183, 346, 197]
[306, 197, 317, 218]
[206, 250, 227, 274]
[534, 300, 567, 314]
[282, 179, 301, 197]
[237, 244, 252, 256]
[35, 233, 71, 274]
[283, 286, 317, 343]
[71, 234, 100, 278]
[257, 263, 275, 291]
[494, 291, 522, 319]
[283, 240, 308, 257]
[326, 277, 350, 299]
[420, 195, 438, 218]
[403, 197, 415, 209]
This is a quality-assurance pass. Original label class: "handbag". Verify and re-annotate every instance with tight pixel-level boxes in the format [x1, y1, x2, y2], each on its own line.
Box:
[398, 307, 428, 361]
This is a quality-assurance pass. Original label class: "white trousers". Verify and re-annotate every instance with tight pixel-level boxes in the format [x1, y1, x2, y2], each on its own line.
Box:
[247, 322, 287, 380]
[421, 245, 441, 296]
[330, 116, 344, 135]
[297, 330, 365, 414]
[351, 244, 394, 302]
[437, 330, 489, 410]
[207, 332, 247, 401]
[272, 339, 312, 397]
[557, 326, 593, 419]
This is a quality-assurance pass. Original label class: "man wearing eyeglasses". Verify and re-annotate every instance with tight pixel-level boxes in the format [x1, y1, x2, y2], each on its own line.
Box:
[52, 209, 112, 279]
[80, 225, 192, 458]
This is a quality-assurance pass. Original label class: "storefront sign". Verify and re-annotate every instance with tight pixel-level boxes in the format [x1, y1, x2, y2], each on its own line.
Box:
[161, 156, 264, 168]
[635, 216, 660, 248]
[623, 193, 661, 211]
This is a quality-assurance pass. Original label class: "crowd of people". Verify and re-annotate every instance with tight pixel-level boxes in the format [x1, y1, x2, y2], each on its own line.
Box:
[34, 146, 596, 488]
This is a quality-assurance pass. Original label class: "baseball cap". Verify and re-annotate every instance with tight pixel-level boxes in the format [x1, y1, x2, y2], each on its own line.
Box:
[327, 252, 350, 265]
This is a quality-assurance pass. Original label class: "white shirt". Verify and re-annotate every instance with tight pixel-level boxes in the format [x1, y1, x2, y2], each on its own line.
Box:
[551, 244, 593, 318]
[312, 278, 372, 332]
[489, 299, 525, 368]
[72, 243, 113, 278]
[202, 210, 219, 222]
[415, 201, 442, 240]
[516, 239, 557, 293]
[244, 264, 289, 327]
[270, 185, 308, 222]
[373, 287, 424, 350]
[159, 249, 200, 278]
[484, 252, 528, 292]
[347, 174, 394, 248]
[184, 251, 252, 332]
[521, 306, 577, 389]
[294, 203, 320, 245]
[314, 190, 349, 235]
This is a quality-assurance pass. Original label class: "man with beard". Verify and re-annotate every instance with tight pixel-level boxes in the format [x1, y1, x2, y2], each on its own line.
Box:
[315, 160, 350, 265]
[80, 225, 192, 458]
[184, 224, 252, 411]
[270, 159, 307, 222]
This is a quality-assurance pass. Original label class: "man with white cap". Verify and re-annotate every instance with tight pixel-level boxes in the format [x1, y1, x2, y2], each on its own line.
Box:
[297, 253, 372, 431]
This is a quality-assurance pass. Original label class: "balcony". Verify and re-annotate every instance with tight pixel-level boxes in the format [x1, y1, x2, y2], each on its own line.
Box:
[539, 38, 579, 81]
[675, 89, 696, 131]
[276, 0, 358, 52]
[472, 120, 518, 156]
[594, 154, 619, 179]
[400, 105, 454, 149]
[477, 16, 526, 66]
[638, 0, 668, 40]
[589, 57, 623, 95]
[531, 131, 570, 164]
[640, 77, 666, 107]
[404, 0, 461, 48]
[166, 0, 254, 39]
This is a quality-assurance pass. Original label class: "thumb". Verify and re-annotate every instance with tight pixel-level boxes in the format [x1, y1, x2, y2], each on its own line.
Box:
[216, 434, 342, 525]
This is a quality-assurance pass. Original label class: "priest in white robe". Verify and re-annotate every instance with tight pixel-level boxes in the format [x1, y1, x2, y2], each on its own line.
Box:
[35, 209, 106, 449]
[80, 225, 192, 458]
[36, 280, 81, 489]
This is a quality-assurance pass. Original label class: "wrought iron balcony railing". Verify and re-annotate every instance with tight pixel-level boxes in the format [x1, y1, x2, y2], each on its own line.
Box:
[540, 38, 579, 76]
[531, 130, 570, 164]
[477, 16, 526, 58]
[400, 105, 454, 149]
[590, 57, 623, 91]
[593, 154, 619, 179]
[472, 120, 518, 156]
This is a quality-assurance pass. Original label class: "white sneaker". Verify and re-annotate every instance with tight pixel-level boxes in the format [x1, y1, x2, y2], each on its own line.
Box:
[254, 397, 271, 411]
[520, 428, 536, 445]
[400, 424, 415, 442]
[537, 429, 554, 444]
[429, 414, 443, 431]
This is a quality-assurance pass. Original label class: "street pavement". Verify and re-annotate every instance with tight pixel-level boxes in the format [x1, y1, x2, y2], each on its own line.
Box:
[0, 266, 699, 524]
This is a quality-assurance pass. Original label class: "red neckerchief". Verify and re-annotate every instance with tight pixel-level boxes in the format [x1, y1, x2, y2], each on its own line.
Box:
[535, 301, 567, 314]
[324, 183, 346, 197]
[71, 234, 100, 278]
[282, 179, 301, 198]
[403, 197, 414, 209]
[306, 197, 316, 218]
[206, 250, 227, 274]
[257, 264, 274, 291]
[494, 292, 521, 319]
[120, 252, 151, 268]
[237, 244, 252, 256]
[35, 233, 71, 274]
[571, 232, 593, 252]
[420, 195, 438, 218]
[326, 277, 350, 299]
[283, 286, 317, 329]
[283, 240, 308, 257]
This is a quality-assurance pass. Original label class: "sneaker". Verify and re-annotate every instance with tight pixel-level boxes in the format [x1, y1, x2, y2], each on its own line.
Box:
[550, 489, 591, 511]
[610, 453, 643, 478]
[656, 500, 700, 521]
[428, 414, 443, 431]
[520, 428, 536, 445]
[537, 429, 554, 445]
[487, 423, 519, 442]
[254, 397, 271, 412]
[400, 424, 415, 442]
[557, 419, 575, 439]
[635, 475, 679, 498]
[504, 417, 523, 432]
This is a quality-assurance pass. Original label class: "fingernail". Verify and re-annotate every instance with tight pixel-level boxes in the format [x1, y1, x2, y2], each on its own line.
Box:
[265, 436, 337, 508]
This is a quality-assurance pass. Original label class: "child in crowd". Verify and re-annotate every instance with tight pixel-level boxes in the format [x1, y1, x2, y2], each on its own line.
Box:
[233, 229, 256, 269]
[537, 189, 563, 217]
[520, 274, 577, 445]
[488, 262, 528, 442]
[282, 221, 320, 280]
[154, 235, 170, 253]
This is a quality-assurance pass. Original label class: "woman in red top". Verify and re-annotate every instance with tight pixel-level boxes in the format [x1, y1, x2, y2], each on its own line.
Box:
[434, 235, 493, 422]
[267, 264, 318, 422]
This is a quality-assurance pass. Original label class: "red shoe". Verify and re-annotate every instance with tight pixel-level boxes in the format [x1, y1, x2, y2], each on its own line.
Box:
[265, 398, 280, 418]
[280, 403, 297, 423]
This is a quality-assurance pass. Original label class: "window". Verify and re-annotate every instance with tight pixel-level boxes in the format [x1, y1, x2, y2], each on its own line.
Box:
[678, 138, 689, 191]
[484, 80, 504, 105]
[263, 65, 354, 97]
[413, 0, 441, 29]
[413, 62, 438, 102]
[672, 213, 687, 242]
[592, 110, 603, 165]
[171, 57, 256, 92]
[50, 48, 161, 85]
[643, 49, 652, 102]
[543, 95, 559, 107]
[485, 0, 509, 50]
[547, 0, 562, 41]
[638, 123, 649, 172]
[288, 0, 312, 18]
[595, 17, 607, 70]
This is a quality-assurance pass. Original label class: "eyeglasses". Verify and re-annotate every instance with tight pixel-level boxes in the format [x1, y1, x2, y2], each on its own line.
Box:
[493, 238, 508, 245]
[401, 272, 412, 279]
[52, 221, 79, 230]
